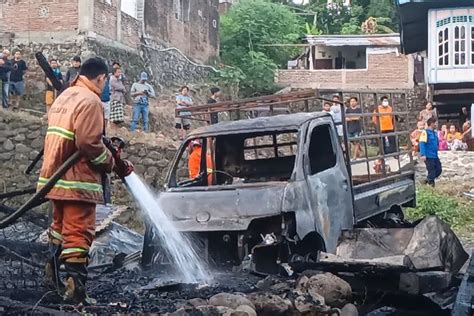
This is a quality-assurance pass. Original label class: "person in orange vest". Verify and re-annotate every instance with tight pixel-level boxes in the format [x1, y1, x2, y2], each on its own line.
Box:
[372, 96, 396, 154]
[188, 140, 213, 184]
[39, 57, 123, 304]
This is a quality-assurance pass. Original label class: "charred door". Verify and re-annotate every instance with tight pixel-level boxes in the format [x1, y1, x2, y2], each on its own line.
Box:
[300, 121, 354, 253]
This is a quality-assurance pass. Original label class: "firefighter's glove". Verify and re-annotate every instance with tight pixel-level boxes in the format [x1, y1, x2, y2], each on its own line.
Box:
[114, 159, 134, 179]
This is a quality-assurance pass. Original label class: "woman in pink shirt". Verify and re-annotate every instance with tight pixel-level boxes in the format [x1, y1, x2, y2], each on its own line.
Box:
[438, 124, 448, 151]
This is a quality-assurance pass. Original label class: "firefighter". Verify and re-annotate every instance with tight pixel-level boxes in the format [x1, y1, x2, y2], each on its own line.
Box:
[188, 139, 213, 184]
[39, 57, 126, 304]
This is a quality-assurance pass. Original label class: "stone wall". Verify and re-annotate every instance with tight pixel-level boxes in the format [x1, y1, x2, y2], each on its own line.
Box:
[0, 112, 45, 207]
[0, 111, 178, 208]
[141, 41, 213, 90]
[276, 53, 413, 90]
[416, 151, 474, 185]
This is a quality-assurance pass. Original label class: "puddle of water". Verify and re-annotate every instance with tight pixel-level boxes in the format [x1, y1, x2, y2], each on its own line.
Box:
[124, 172, 210, 284]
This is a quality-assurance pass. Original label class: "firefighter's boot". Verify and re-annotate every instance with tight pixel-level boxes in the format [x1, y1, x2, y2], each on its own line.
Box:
[44, 244, 64, 292]
[63, 262, 96, 305]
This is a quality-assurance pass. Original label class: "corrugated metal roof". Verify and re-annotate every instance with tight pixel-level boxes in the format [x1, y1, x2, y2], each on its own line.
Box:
[305, 34, 400, 47]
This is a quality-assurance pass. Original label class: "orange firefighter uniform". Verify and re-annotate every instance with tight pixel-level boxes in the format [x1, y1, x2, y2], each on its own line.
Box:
[38, 75, 114, 262]
[188, 144, 213, 184]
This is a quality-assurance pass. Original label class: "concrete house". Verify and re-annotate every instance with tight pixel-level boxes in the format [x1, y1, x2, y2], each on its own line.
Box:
[275, 34, 414, 91]
[397, 0, 474, 121]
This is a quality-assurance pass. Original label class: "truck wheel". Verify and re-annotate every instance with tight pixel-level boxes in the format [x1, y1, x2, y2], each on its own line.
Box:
[291, 232, 325, 263]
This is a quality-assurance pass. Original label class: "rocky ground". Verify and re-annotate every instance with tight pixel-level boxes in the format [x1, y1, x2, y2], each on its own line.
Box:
[0, 255, 454, 315]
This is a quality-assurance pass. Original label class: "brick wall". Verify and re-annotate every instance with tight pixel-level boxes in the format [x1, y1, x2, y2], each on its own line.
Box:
[144, 0, 219, 63]
[276, 52, 413, 90]
[121, 11, 141, 48]
[93, 0, 118, 41]
[0, 0, 78, 33]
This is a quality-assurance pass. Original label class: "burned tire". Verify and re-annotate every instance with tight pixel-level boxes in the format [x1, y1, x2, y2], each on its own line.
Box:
[291, 232, 325, 263]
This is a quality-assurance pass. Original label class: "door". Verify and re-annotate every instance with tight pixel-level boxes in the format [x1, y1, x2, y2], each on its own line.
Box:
[301, 122, 354, 253]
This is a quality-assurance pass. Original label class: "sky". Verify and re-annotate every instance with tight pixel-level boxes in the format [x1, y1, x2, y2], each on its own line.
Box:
[121, 0, 137, 17]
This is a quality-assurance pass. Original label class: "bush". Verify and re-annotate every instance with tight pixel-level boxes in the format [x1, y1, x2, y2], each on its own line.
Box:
[406, 186, 474, 230]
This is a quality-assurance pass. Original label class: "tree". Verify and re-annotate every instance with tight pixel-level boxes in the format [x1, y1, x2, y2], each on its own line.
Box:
[301, 0, 398, 35]
[219, 0, 303, 96]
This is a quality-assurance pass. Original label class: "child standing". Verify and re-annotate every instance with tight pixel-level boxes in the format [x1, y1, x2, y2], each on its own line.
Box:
[419, 117, 442, 186]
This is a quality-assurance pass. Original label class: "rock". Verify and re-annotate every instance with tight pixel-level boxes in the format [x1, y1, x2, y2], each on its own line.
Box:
[147, 166, 159, 177]
[17, 128, 28, 133]
[149, 150, 162, 160]
[30, 138, 43, 149]
[15, 144, 30, 154]
[128, 155, 140, 165]
[233, 305, 257, 316]
[29, 150, 40, 160]
[307, 273, 352, 308]
[26, 130, 41, 139]
[248, 293, 289, 316]
[3, 139, 14, 151]
[187, 298, 208, 307]
[294, 295, 314, 314]
[134, 164, 146, 175]
[294, 292, 327, 314]
[341, 303, 358, 316]
[209, 293, 255, 310]
[157, 159, 170, 168]
[0, 153, 13, 160]
[138, 148, 147, 157]
[142, 158, 155, 166]
[29, 124, 41, 130]
[14, 134, 26, 141]
[295, 275, 309, 294]
[215, 306, 235, 316]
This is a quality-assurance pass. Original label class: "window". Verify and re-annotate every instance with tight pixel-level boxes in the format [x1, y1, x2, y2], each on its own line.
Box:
[454, 26, 467, 65]
[471, 26, 474, 64]
[174, 0, 190, 22]
[244, 132, 297, 161]
[438, 27, 449, 66]
[308, 125, 336, 175]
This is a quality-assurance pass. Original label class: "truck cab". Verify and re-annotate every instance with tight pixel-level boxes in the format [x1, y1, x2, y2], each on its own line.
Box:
[144, 102, 416, 271]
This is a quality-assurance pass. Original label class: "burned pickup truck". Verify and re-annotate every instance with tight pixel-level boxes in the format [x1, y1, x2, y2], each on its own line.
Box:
[144, 90, 420, 272]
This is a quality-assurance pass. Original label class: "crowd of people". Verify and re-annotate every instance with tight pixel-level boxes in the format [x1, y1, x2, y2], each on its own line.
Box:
[0, 50, 225, 138]
[0, 49, 28, 110]
[322, 94, 472, 186]
[411, 103, 472, 153]
[323, 94, 398, 161]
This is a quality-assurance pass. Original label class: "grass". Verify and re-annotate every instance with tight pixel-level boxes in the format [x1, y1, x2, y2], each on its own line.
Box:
[405, 185, 474, 233]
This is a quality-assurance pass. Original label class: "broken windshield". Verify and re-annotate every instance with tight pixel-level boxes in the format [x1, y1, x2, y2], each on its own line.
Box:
[168, 130, 299, 188]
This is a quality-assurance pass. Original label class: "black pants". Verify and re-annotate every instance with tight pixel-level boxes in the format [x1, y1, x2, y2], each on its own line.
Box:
[382, 131, 397, 154]
[425, 158, 442, 184]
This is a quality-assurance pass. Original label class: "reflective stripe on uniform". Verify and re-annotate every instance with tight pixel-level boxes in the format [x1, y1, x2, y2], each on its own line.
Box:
[49, 229, 63, 240]
[46, 126, 75, 140]
[38, 177, 103, 193]
[61, 247, 88, 255]
[91, 149, 107, 165]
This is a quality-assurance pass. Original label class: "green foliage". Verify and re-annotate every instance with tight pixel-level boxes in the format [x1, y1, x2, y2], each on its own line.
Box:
[300, 0, 398, 35]
[220, 0, 303, 96]
[306, 22, 322, 35]
[405, 186, 474, 231]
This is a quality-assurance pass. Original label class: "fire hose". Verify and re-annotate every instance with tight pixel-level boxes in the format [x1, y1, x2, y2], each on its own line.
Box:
[0, 151, 82, 229]
[0, 137, 133, 229]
